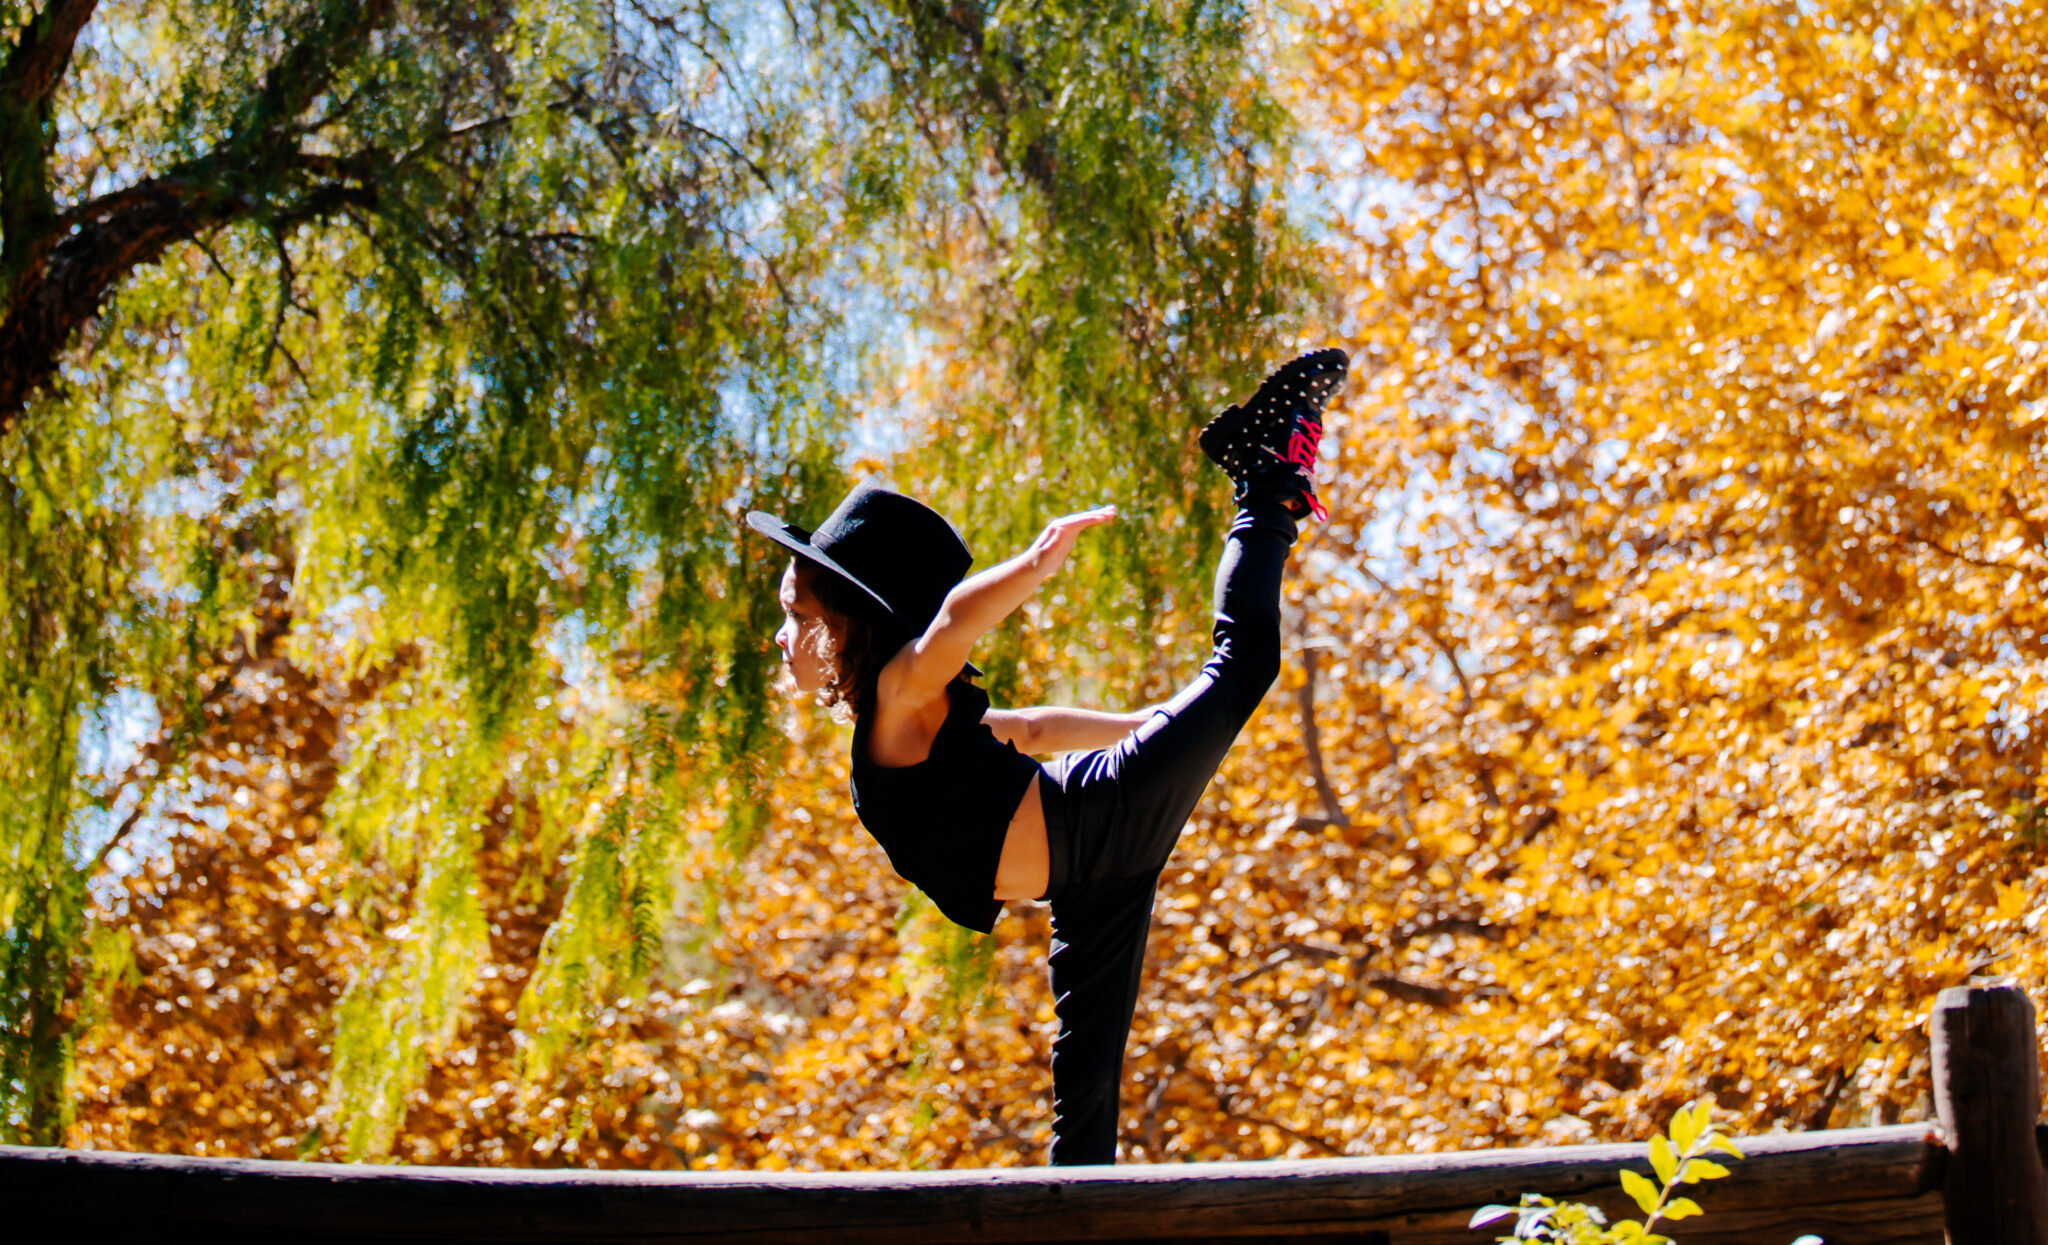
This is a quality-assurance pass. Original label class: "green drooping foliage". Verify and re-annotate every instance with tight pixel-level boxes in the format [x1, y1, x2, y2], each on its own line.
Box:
[1, 0, 1314, 1147]
[830, 0, 1320, 707]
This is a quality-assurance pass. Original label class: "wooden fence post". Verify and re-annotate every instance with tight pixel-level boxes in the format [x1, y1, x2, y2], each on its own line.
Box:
[1931, 978, 2048, 1245]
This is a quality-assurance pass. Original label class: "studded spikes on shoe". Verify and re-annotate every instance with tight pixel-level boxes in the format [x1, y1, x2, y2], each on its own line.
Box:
[1199, 348, 1350, 521]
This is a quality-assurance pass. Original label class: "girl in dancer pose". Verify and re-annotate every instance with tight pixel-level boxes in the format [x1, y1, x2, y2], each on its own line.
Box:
[747, 348, 1348, 1164]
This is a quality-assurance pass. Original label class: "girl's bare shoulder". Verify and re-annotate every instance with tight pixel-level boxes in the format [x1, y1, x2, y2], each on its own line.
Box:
[862, 670, 954, 768]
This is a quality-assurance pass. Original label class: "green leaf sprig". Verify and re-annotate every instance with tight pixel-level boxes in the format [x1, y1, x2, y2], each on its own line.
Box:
[1471, 1100, 1744, 1244]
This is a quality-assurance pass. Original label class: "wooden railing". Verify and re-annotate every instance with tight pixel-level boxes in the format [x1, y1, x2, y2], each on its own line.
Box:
[5, 981, 2042, 1244]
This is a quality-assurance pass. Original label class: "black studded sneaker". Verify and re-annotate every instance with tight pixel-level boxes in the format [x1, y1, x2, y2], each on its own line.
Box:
[1199, 347, 1349, 520]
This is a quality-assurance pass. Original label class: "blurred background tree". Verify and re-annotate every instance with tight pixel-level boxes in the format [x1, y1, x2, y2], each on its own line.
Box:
[16, 0, 2048, 1168]
[2, 0, 1313, 1150]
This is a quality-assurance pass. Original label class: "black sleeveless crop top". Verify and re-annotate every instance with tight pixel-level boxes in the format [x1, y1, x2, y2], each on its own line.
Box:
[849, 680, 1042, 933]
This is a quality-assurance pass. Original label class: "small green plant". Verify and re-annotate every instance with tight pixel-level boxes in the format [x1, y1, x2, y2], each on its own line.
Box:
[1471, 1101, 1744, 1244]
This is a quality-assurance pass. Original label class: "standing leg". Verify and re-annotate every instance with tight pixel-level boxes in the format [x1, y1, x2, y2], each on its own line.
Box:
[1045, 873, 1158, 1165]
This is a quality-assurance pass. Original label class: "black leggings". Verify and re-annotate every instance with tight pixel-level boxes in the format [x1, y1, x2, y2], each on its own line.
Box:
[1037, 499, 1296, 1165]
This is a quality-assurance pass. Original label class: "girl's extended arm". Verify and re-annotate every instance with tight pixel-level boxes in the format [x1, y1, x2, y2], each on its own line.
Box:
[984, 706, 1149, 755]
[880, 506, 1117, 708]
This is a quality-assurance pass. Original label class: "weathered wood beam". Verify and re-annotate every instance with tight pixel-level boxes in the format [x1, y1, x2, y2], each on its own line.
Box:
[1931, 979, 2048, 1245]
[2, 1124, 1943, 1243]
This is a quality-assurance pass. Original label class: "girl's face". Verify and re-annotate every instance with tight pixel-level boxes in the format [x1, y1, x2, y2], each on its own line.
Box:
[775, 560, 839, 695]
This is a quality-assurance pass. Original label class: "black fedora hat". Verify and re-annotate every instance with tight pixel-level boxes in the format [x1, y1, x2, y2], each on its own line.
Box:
[746, 481, 975, 646]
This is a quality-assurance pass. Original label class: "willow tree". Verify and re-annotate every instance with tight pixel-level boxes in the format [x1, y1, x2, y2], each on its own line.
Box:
[1, 0, 1314, 1147]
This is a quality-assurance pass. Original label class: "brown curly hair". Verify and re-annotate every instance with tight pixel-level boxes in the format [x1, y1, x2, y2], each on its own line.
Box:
[795, 560, 909, 721]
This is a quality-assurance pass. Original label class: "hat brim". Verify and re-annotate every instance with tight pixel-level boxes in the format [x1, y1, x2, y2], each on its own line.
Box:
[745, 509, 982, 679]
[745, 510, 901, 624]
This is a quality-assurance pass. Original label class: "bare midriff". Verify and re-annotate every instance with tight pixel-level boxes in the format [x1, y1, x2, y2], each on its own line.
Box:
[991, 776, 1049, 902]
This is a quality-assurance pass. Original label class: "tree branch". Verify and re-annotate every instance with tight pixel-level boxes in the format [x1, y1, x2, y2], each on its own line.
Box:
[233, 0, 397, 145]
[1293, 636, 1349, 829]
[1355, 562, 1504, 812]
[0, 0, 399, 434]
[1, 0, 98, 106]
[1898, 527, 2040, 576]
[1368, 689, 1419, 841]
[1398, 914, 1502, 943]
[898, 0, 1058, 199]
[1363, 973, 1458, 1008]
[264, 224, 314, 390]
[2, 155, 383, 433]
[1, 170, 245, 427]
[1162, 1060, 1347, 1158]
[1228, 939, 1348, 989]
[1227, 924, 1492, 1003]
[1356, 562, 1479, 717]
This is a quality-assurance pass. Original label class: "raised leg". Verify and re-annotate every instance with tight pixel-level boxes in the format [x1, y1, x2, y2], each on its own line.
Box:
[1042, 498, 1296, 1164]
[1050, 499, 1295, 884]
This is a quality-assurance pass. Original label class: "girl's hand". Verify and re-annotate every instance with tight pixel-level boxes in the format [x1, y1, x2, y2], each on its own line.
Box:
[1026, 506, 1117, 576]
[881, 504, 1118, 710]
